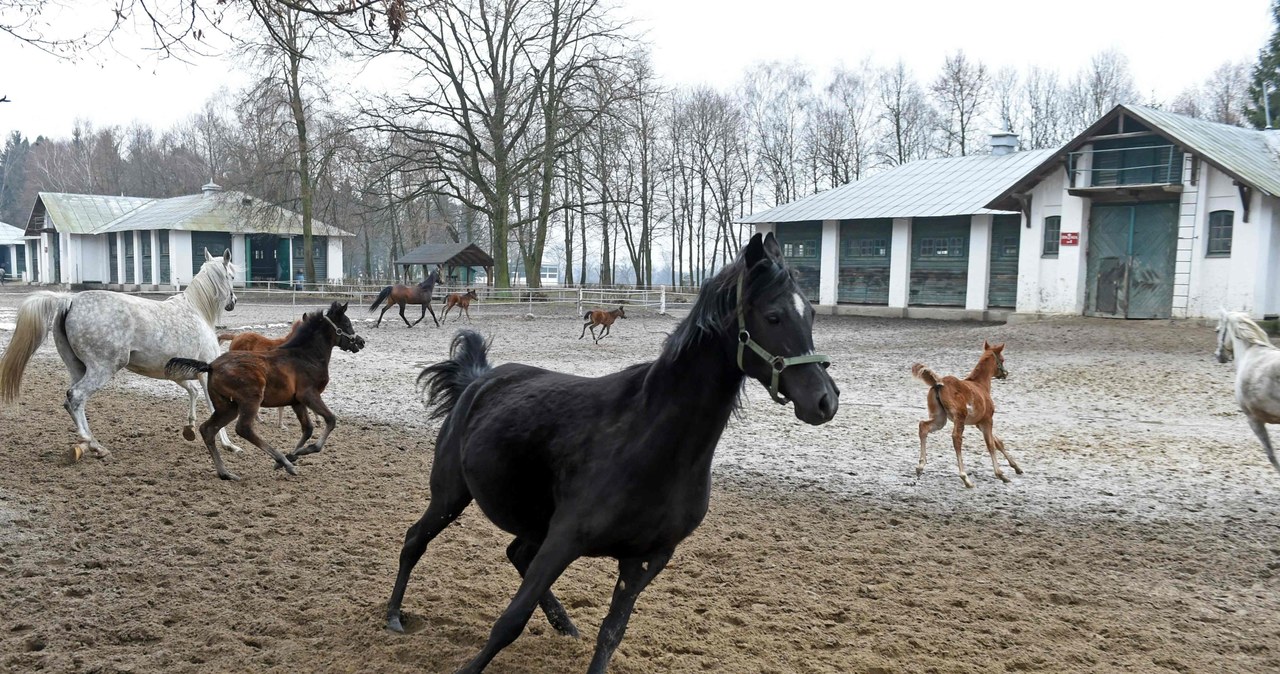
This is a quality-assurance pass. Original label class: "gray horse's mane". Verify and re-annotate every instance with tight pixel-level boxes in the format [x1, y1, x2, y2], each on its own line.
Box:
[183, 258, 237, 327]
[1226, 312, 1274, 349]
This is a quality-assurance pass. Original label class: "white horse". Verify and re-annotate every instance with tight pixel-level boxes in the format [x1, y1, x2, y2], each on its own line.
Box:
[0, 249, 244, 460]
[1215, 309, 1280, 474]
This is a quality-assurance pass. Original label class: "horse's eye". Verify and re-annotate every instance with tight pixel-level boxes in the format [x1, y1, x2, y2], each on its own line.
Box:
[765, 313, 781, 325]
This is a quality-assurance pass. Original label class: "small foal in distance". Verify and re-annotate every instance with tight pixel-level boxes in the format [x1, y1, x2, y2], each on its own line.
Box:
[442, 289, 479, 325]
[579, 305, 626, 344]
[912, 341, 1021, 488]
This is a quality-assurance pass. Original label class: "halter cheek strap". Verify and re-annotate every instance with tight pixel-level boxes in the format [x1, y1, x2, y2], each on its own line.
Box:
[735, 273, 832, 405]
[322, 315, 362, 348]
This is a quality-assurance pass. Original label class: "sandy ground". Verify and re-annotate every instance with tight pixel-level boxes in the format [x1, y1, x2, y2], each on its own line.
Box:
[0, 290, 1278, 673]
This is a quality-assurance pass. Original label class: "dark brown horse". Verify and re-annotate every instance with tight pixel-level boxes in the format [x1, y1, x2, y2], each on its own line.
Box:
[165, 302, 366, 480]
[218, 320, 303, 428]
[385, 233, 839, 673]
[579, 305, 626, 344]
[442, 289, 479, 325]
[370, 268, 443, 328]
[912, 341, 1021, 488]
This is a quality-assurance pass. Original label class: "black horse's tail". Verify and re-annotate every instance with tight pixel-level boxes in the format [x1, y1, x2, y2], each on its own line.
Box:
[166, 357, 212, 380]
[417, 330, 492, 421]
[369, 286, 393, 312]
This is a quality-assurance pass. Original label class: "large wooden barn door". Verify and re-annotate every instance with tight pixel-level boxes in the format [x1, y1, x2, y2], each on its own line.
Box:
[1086, 202, 1178, 318]
[293, 236, 328, 281]
[158, 230, 171, 284]
[838, 219, 891, 304]
[123, 233, 135, 284]
[775, 222, 822, 302]
[910, 216, 970, 307]
[987, 215, 1020, 308]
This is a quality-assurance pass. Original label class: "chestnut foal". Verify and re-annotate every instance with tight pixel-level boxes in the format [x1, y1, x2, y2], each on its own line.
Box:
[442, 289, 479, 324]
[579, 305, 626, 344]
[912, 341, 1021, 488]
[218, 320, 304, 428]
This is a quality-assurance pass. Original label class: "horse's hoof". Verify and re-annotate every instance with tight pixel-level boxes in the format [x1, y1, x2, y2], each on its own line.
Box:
[219, 472, 241, 482]
[182, 427, 196, 441]
[961, 477, 974, 489]
[67, 444, 86, 464]
[386, 615, 406, 634]
[998, 474, 1011, 483]
[1014, 467, 1024, 475]
[915, 466, 925, 477]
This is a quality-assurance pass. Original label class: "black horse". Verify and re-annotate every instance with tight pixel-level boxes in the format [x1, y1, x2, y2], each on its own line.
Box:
[369, 267, 444, 328]
[385, 233, 839, 673]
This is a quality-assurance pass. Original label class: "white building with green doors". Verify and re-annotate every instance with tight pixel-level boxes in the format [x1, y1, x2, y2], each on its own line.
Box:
[19, 183, 354, 288]
[987, 104, 1280, 320]
[0, 221, 30, 281]
[739, 133, 1052, 320]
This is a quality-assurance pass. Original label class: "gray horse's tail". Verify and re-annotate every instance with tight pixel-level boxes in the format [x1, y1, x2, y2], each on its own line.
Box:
[0, 292, 72, 404]
[370, 286, 393, 312]
[165, 358, 212, 380]
[417, 330, 492, 421]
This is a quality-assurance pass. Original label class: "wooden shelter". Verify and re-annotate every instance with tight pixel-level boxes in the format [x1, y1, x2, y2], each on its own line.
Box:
[395, 242, 494, 286]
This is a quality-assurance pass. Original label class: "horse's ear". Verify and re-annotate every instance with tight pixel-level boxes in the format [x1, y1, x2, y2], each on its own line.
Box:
[222, 249, 231, 265]
[742, 232, 765, 267]
[762, 231, 783, 260]
[993, 343, 1005, 353]
[204, 247, 214, 262]
[341, 301, 349, 311]
[983, 340, 992, 350]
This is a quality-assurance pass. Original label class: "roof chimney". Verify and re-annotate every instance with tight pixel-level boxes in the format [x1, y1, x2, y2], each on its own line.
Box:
[201, 181, 223, 198]
[989, 126, 1019, 156]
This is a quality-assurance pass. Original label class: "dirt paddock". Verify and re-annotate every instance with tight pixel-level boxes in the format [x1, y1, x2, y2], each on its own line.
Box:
[1, 294, 1278, 673]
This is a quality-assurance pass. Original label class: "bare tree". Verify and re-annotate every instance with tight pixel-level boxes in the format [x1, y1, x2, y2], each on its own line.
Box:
[1022, 66, 1070, 149]
[930, 50, 989, 156]
[990, 66, 1021, 144]
[877, 60, 934, 166]
[742, 60, 811, 205]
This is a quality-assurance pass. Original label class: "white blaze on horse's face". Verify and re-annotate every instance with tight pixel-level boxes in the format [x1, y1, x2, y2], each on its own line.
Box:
[793, 293, 805, 320]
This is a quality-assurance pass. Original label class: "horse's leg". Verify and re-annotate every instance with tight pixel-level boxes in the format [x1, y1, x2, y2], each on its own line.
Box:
[63, 364, 116, 459]
[1246, 417, 1280, 473]
[411, 302, 426, 327]
[51, 332, 101, 459]
[198, 396, 242, 481]
[234, 398, 297, 475]
[424, 302, 439, 327]
[586, 550, 674, 674]
[464, 304, 472, 323]
[289, 403, 315, 452]
[992, 430, 1022, 475]
[505, 538, 580, 638]
[387, 447, 474, 633]
[952, 415, 974, 488]
[196, 373, 244, 454]
[580, 321, 590, 339]
[457, 532, 579, 674]
[977, 419, 1010, 483]
[917, 398, 947, 478]
[288, 393, 335, 461]
[376, 303, 392, 328]
[399, 301, 413, 328]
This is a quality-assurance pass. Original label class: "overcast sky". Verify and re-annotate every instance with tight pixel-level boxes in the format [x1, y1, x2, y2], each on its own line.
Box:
[0, 0, 1273, 142]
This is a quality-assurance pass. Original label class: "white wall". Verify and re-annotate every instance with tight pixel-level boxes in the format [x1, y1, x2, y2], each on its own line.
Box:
[76, 234, 109, 283]
[1016, 170, 1075, 314]
[327, 237, 344, 282]
[172, 231, 194, 285]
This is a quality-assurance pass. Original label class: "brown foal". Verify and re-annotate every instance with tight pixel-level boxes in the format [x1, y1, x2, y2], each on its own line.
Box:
[217, 320, 303, 428]
[579, 305, 626, 344]
[442, 289, 479, 324]
[912, 341, 1021, 488]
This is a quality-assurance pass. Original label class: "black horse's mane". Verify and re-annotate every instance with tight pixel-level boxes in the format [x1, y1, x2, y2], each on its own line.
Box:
[280, 306, 339, 348]
[659, 254, 792, 366]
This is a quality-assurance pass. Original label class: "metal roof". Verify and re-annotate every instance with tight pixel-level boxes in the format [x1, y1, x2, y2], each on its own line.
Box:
[0, 221, 26, 245]
[32, 193, 152, 234]
[29, 190, 354, 238]
[95, 191, 354, 237]
[738, 148, 1056, 224]
[395, 243, 494, 268]
[987, 104, 1280, 210]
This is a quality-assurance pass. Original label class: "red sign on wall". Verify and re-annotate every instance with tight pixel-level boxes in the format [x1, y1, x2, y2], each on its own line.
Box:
[1060, 232, 1080, 246]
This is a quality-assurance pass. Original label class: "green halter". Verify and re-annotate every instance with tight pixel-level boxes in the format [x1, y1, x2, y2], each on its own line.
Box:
[735, 272, 833, 405]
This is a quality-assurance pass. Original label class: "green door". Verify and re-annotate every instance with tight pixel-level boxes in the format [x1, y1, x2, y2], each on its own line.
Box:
[910, 216, 969, 307]
[774, 222, 822, 302]
[123, 233, 135, 284]
[1085, 202, 1178, 319]
[108, 233, 119, 284]
[158, 230, 171, 284]
[838, 219, 891, 304]
[191, 232, 232, 281]
[987, 215, 1020, 308]
[277, 238, 292, 282]
[293, 236, 328, 282]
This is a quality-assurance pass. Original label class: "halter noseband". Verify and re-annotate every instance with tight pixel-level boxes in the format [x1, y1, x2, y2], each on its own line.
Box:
[322, 314, 364, 350]
[735, 272, 832, 405]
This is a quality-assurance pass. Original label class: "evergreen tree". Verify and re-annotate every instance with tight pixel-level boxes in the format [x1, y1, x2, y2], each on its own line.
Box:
[1246, 0, 1280, 128]
[0, 132, 30, 227]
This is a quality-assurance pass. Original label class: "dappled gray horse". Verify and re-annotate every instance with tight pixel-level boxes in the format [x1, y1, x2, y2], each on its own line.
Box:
[1215, 310, 1280, 474]
[0, 249, 243, 460]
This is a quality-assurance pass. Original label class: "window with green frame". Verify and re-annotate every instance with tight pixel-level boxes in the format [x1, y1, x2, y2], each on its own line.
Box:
[1207, 210, 1233, 257]
[918, 236, 964, 257]
[1043, 216, 1061, 257]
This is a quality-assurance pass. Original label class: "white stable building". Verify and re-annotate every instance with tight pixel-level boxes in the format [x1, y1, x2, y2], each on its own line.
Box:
[988, 104, 1280, 320]
[20, 183, 354, 288]
[0, 221, 29, 281]
[744, 104, 1280, 321]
